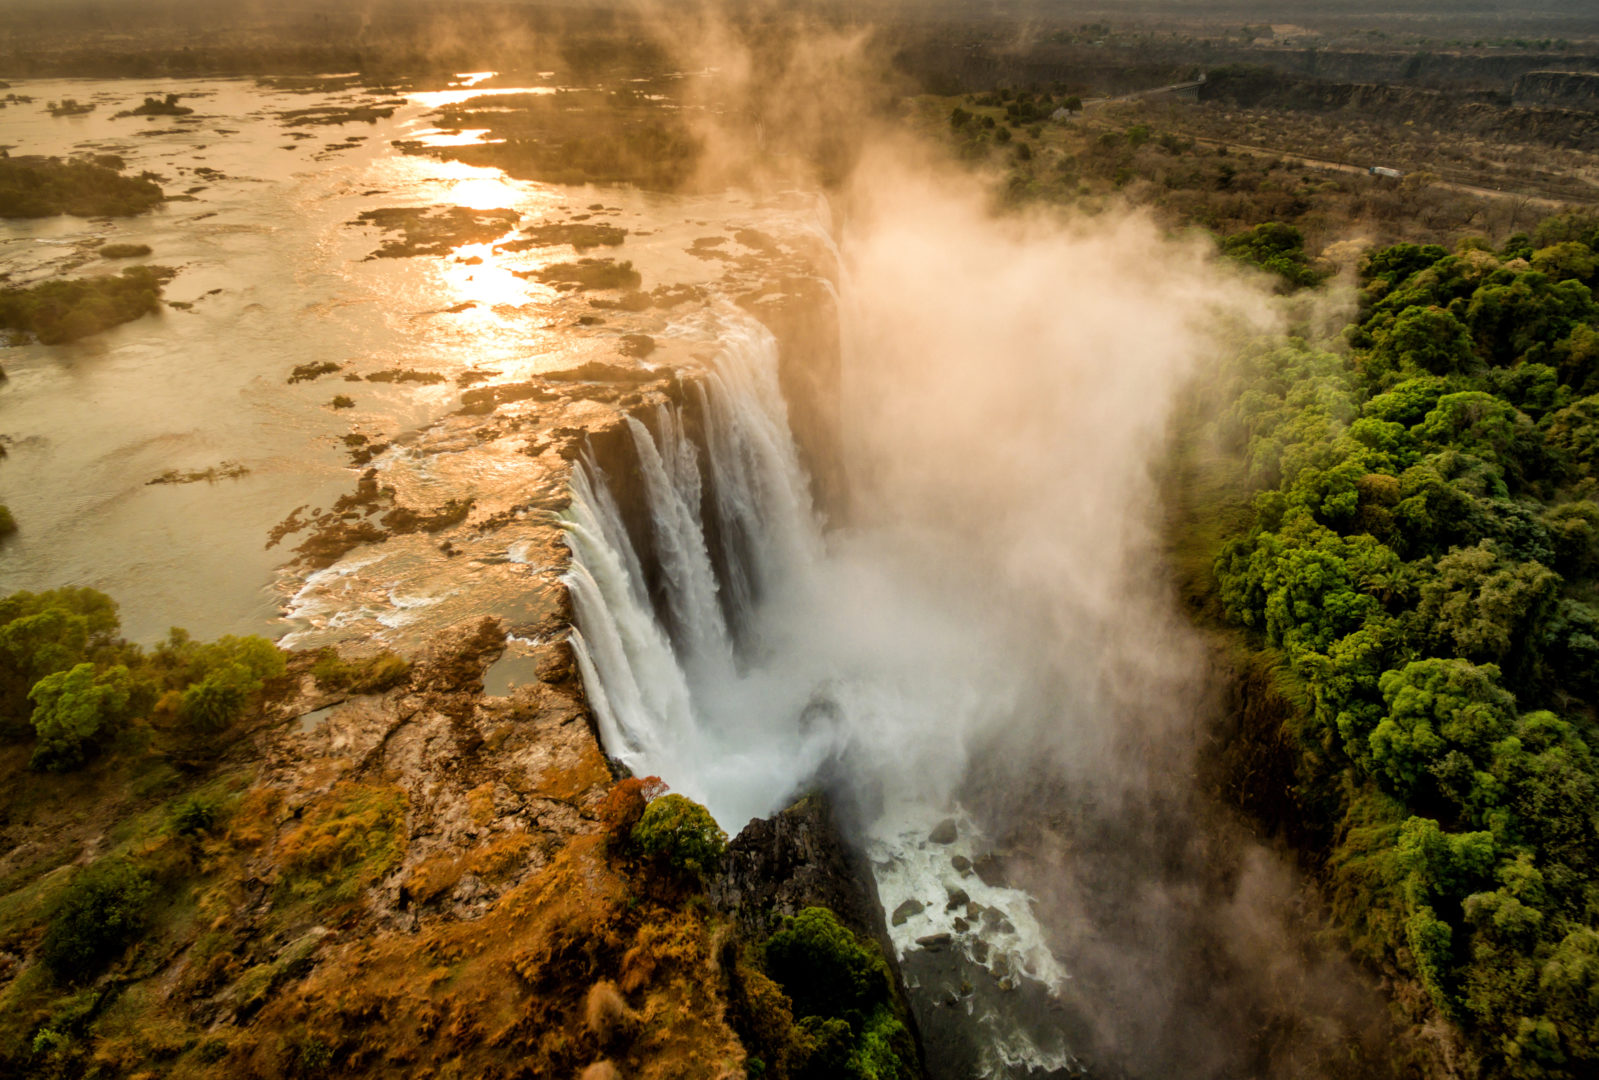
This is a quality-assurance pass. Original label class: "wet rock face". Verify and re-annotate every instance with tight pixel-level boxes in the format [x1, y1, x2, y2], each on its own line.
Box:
[709, 794, 887, 949]
[710, 794, 929, 1077]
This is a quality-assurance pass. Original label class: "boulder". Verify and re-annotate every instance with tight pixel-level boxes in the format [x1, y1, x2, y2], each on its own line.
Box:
[892, 899, 925, 926]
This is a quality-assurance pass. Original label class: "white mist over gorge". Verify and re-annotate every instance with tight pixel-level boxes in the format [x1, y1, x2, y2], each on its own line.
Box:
[557, 140, 1295, 1074]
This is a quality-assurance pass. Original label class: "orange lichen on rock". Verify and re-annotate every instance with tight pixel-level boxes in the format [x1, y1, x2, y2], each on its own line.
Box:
[529, 738, 614, 804]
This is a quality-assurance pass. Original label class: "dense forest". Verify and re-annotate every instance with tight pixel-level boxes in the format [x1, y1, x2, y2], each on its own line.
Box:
[1183, 215, 1599, 1077]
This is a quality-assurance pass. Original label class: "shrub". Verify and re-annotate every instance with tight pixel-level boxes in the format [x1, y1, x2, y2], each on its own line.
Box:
[170, 793, 220, 837]
[179, 674, 249, 732]
[171, 634, 285, 732]
[596, 775, 666, 840]
[330, 395, 354, 409]
[763, 907, 889, 1026]
[0, 505, 14, 537]
[41, 859, 155, 980]
[584, 980, 633, 1045]
[98, 243, 152, 259]
[629, 793, 725, 879]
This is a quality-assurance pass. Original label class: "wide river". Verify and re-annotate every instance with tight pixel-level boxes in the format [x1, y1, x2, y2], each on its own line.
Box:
[0, 73, 816, 644]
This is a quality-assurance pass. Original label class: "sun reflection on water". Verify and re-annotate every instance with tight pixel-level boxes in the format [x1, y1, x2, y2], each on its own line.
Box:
[406, 85, 560, 109]
[445, 172, 529, 211]
[441, 242, 534, 310]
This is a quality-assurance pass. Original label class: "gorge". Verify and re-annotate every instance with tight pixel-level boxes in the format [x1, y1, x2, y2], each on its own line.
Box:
[8, 4, 1599, 1078]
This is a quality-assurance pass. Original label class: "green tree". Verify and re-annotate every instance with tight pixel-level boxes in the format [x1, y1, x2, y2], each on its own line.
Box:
[764, 907, 890, 1025]
[630, 793, 726, 879]
[1363, 243, 1450, 288]
[170, 633, 285, 732]
[1414, 544, 1560, 674]
[1465, 273, 1598, 368]
[1374, 306, 1479, 376]
[1372, 660, 1516, 802]
[27, 662, 135, 770]
[1221, 222, 1327, 291]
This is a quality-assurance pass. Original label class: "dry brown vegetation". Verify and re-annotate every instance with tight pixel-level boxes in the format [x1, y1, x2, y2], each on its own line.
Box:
[916, 90, 1594, 261]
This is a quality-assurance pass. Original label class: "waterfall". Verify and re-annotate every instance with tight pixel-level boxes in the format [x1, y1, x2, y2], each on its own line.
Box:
[559, 307, 1076, 1078]
[559, 312, 833, 827]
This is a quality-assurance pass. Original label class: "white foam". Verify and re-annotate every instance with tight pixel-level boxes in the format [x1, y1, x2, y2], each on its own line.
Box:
[867, 804, 1069, 995]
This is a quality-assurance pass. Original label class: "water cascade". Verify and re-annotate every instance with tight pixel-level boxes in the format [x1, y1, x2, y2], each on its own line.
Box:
[561, 310, 1076, 1078]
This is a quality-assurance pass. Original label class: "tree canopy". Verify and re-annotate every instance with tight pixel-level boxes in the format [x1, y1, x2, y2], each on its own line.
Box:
[1204, 217, 1599, 1077]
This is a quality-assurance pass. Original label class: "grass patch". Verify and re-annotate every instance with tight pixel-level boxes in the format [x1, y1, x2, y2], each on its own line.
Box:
[276, 782, 408, 909]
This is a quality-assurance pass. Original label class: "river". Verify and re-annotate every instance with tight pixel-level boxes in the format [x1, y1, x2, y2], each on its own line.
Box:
[0, 73, 820, 645]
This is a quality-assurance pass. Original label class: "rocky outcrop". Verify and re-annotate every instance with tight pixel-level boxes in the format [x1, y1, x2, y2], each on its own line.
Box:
[711, 795, 888, 947]
[711, 793, 927, 1075]
[1515, 69, 1599, 111]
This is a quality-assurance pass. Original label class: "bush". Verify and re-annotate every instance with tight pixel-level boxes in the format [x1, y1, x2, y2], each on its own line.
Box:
[41, 859, 155, 980]
[175, 635, 286, 732]
[763, 907, 890, 1026]
[98, 243, 152, 259]
[596, 775, 666, 840]
[584, 980, 633, 1045]
[170, 794, 220, 837]
[0, 505, 14, 537]
[629, 793, 725, 879]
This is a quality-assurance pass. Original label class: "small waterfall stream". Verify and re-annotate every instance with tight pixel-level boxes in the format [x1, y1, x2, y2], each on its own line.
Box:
[560, 310, 1078, 1078]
